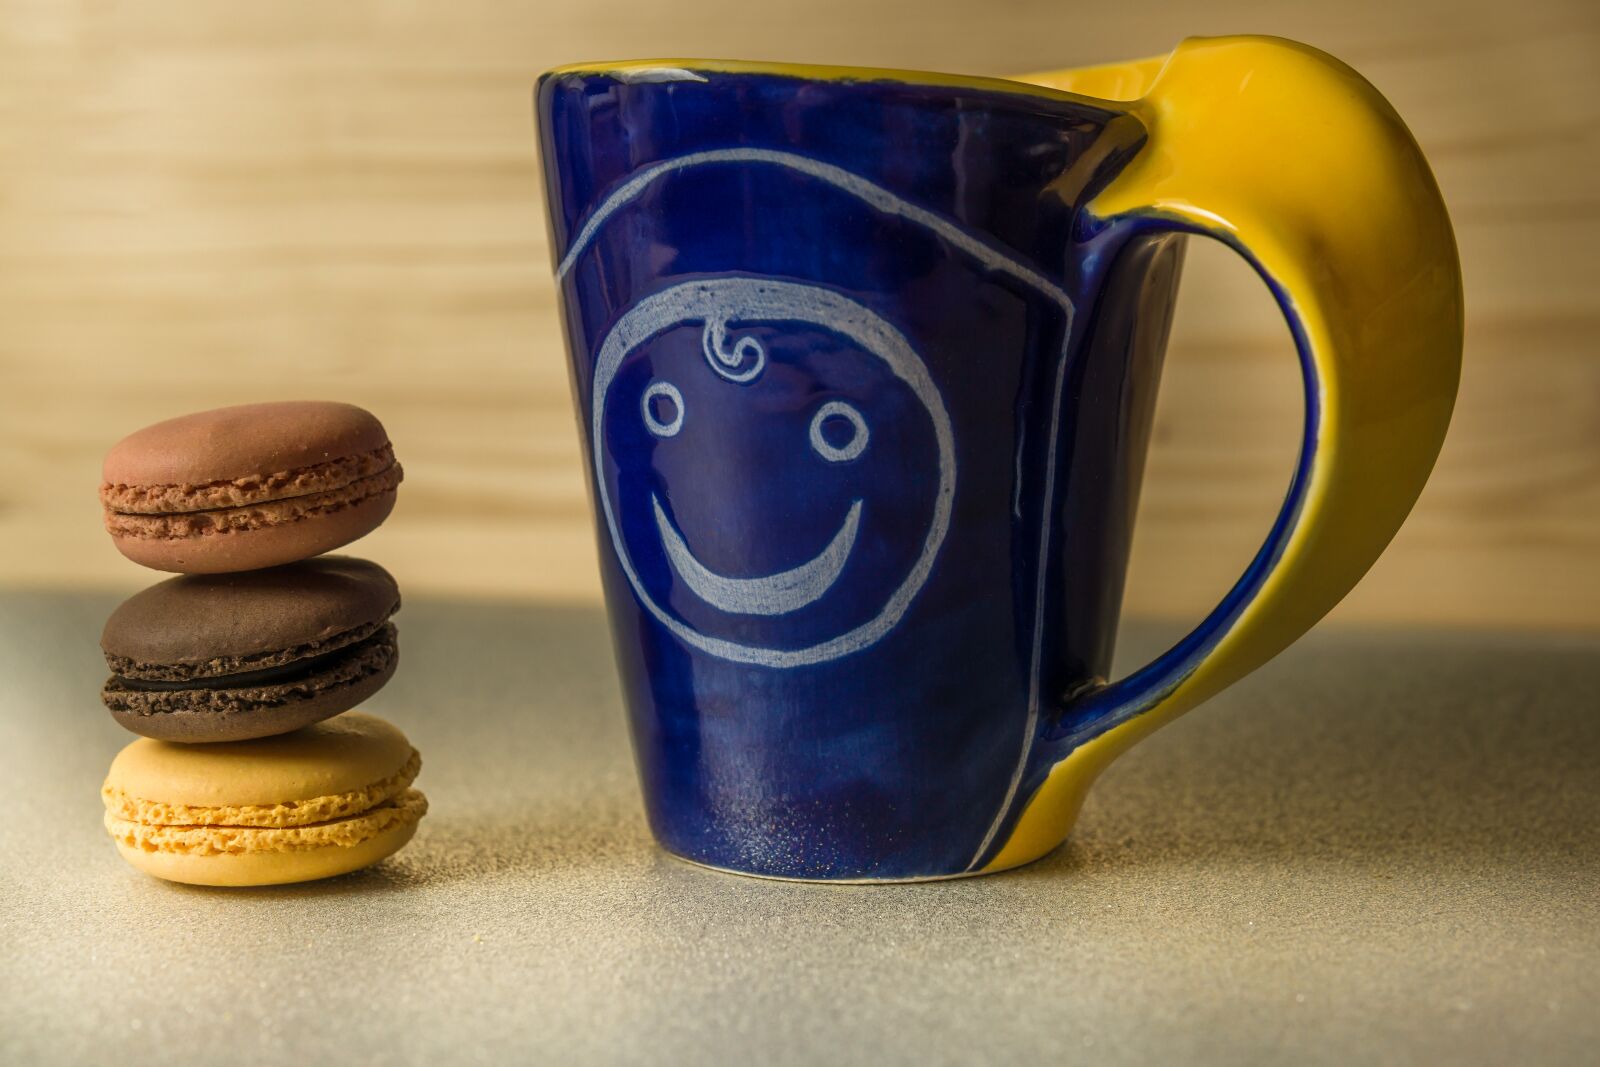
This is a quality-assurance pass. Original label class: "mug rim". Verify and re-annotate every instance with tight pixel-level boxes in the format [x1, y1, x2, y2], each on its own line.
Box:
[537, 57, 1153, 108]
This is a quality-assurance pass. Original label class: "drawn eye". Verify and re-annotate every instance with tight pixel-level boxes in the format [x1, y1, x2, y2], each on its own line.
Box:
[809, 400, 868, 462]
[642, 381, 684, 437]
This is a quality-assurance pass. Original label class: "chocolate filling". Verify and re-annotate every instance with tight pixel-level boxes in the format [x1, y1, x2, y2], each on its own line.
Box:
[115, 629, 389, 692]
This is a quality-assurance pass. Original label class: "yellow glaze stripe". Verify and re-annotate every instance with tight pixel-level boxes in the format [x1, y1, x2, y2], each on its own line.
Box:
[1013, 55, 1168, 102]
[985, 36, 1463, 871]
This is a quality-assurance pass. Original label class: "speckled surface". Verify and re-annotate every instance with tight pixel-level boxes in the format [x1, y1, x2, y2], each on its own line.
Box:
[2, 592, 1597, 1065]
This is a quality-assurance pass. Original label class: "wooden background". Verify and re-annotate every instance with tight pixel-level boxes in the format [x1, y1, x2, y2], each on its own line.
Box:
[2, 0, 1596, 630]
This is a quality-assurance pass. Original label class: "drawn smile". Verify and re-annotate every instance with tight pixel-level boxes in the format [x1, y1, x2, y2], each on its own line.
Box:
[652, 494, 862, 617]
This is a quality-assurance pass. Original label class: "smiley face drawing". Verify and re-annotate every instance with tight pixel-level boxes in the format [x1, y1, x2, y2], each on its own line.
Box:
[567, 149, 1073, 676]
[590, 277, 955, 669]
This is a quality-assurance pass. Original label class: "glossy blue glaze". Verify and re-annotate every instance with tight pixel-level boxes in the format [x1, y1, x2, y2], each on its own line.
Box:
[538, 68, 1186, 879]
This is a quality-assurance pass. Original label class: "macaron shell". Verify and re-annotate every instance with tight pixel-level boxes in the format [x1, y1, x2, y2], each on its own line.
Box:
[104, 711, 414, 808]
[103, 401, 390, 488]
[109, 486, 396, 574]
[107, 646, 397, 743]
[103, 557, 400, 671]
[114, 817, 419, 887]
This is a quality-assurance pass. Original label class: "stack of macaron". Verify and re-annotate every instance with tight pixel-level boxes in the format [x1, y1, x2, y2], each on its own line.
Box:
[96, 401, 427, 886]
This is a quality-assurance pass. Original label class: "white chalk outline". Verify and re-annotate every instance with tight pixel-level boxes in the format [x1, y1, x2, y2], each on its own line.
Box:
[589, 277, 955, 666]
[810, 400, 869, 463]
[700, 315, 767, 382]
[640, 380, 684, 437]
[555, 148, 1077, 870]
[653, 493, 864, 617]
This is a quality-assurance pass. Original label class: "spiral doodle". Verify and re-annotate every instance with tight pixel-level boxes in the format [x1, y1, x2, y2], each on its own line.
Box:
[700, 315, 766, 383]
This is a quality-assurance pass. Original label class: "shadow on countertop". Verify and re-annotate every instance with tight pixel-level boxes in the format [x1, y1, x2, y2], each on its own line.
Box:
[398, 598, 1600, 888]
[3, 590, 1597, 894]
[1026, 624, 1600, 884]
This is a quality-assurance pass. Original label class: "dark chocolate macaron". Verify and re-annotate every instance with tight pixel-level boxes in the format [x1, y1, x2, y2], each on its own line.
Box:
[100, 401, 403, 573]
[101, 557, 401, 743]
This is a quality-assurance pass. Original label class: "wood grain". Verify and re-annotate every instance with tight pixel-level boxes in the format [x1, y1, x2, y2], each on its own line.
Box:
[1, 0, 1596, 630]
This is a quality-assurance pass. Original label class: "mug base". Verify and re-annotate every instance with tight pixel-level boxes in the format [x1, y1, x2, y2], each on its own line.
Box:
[660, 840, 1064, 884]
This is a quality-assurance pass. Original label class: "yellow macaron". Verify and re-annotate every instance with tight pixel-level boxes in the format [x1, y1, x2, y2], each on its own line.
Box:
[102, 711, 427, 886]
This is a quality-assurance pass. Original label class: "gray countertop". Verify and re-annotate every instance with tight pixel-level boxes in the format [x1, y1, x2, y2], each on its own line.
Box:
[2, 591, 1597, 1065]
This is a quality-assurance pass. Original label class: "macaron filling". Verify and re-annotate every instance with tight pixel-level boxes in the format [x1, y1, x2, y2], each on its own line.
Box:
[104, 748, 423, 828]
[104, 748, 426, 856]
[102, 459, 403, 542]
[101, 444, 398, 515]
[105, 788, 428, 856]
[102, 622, 398, 716]
[110, 626, 390, 692]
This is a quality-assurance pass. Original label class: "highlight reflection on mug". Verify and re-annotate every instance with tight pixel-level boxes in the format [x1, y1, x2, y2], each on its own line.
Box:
[592, 277, 956, 669]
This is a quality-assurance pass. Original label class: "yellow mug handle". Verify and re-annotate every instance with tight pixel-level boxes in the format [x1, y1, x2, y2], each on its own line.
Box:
[982, 36, 1463, 871]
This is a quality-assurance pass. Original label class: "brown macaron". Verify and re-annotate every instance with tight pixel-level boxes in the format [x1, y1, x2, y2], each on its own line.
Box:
[100, 401, 403, 573]
[101, 557, 401, 743]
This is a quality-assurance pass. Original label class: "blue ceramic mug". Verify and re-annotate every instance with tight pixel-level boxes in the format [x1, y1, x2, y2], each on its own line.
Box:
[537, 36, 1462, 881]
